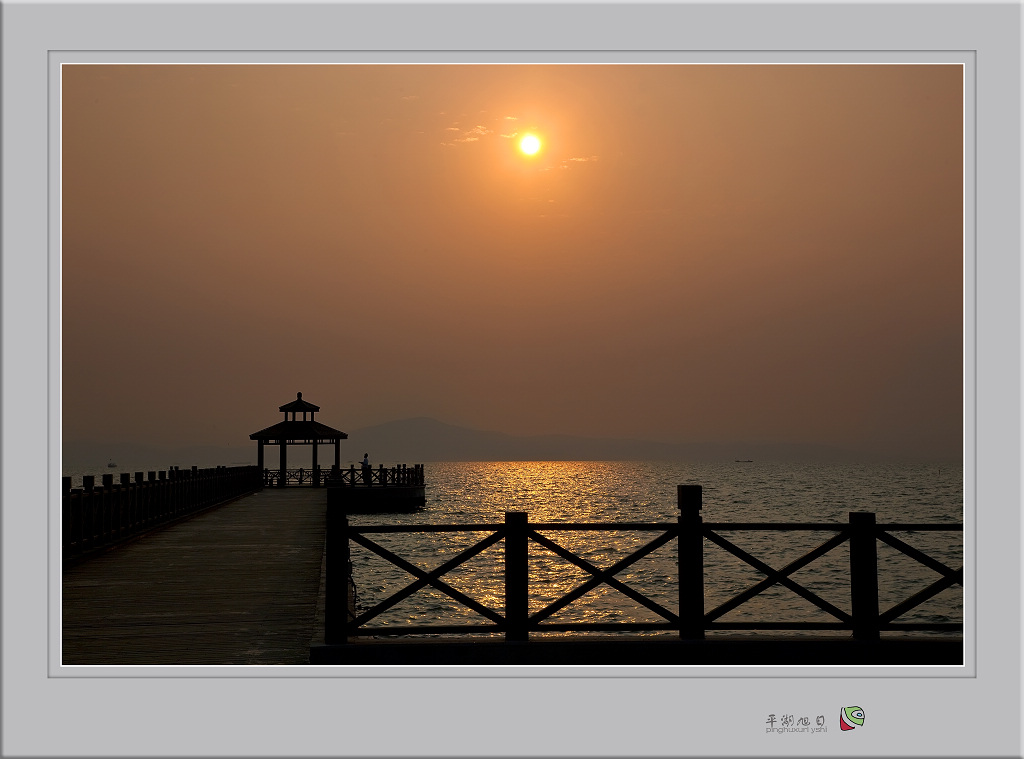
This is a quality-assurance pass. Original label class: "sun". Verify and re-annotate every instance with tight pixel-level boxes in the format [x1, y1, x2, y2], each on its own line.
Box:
[518, 134, 541, 155]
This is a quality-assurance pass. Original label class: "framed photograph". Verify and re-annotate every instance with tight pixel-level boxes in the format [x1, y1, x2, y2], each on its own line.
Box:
[3, 2, 1019, 756]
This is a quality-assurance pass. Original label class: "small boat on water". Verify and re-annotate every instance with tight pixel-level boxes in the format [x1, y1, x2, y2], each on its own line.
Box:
[107, 460, 117, 468]
[734, 459, 753, 463]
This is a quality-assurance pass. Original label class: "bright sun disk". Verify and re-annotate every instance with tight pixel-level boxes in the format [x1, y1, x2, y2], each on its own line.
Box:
[519, 134, 541, 155]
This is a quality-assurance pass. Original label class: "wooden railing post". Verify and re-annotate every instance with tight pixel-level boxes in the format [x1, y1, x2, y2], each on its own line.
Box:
[98, 476, 111, 543]
[134, 472, 145, 525]
[325, 506, 350, 644]
[504, 511, 529, 642]
[849, 511, 880, 641]
[125, 473, 136, 529]
[678, 485, 705, 639]
[62, 477, 72, 558]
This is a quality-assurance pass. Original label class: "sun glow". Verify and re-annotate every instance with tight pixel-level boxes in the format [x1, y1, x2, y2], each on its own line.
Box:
[518, 134, 541, 155]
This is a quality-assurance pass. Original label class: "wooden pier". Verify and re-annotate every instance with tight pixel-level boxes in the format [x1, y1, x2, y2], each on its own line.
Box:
[62, 488, 327, 665]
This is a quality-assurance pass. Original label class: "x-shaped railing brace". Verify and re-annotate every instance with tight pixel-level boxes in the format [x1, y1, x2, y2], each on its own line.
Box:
[703, 529, 854, 625]
[876, 531, 963, 625]
[527, 529, 679, 626]
[348, 530, 506, 629]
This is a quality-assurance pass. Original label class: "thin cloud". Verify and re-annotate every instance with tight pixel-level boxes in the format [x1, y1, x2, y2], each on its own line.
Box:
[441, 123, 494, 147]
[442, 114, 527, 146]
[542, 155, 601, 171]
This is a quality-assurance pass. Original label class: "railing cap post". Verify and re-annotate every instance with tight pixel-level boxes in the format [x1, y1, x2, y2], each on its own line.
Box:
[677, 484, 702, 513]
[849, 511, 880, 641]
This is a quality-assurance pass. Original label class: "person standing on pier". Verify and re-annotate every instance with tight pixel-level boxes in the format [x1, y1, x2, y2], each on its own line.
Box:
[361, 453, 371, 486]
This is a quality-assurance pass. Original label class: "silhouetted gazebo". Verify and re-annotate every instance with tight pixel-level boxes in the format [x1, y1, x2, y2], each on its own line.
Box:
[249, 392, 347, 487]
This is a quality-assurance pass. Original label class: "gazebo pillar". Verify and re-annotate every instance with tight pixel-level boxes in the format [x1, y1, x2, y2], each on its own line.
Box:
[312, 441, 319, 487]
[335, 439, 341, 469]
[257, 440, 264, 471]
[279, 443, 287, 487]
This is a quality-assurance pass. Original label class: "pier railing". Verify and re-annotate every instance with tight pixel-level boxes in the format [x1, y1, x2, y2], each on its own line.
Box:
[263, 464, 424, 488]
[324, 485, 962, 644]
[63, 465, 263, 561]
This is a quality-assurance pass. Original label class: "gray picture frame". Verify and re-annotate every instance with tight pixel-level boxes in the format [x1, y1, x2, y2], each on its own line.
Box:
[3, 2, 1019, 756]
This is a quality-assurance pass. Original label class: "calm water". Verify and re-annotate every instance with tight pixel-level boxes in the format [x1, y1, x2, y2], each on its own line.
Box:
[343, 461, 963, 637]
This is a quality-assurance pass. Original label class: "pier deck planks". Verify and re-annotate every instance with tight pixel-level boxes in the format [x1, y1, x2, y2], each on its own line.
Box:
[62, 488, 326, 665]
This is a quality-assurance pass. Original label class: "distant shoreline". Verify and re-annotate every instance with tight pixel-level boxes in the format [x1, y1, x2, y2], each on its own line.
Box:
[62, 457, 962, 488]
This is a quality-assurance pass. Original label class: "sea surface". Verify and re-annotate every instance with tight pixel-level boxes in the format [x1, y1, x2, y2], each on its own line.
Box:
[62, 459, 964, 637]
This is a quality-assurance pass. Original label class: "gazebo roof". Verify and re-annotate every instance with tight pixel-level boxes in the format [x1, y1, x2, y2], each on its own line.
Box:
[251, 393, 346, 443]
[279, 392, 320, 413]
[249, 420, 348, 443]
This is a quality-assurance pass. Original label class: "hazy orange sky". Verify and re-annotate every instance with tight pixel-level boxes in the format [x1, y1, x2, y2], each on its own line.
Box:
[61, 64, 963, 460]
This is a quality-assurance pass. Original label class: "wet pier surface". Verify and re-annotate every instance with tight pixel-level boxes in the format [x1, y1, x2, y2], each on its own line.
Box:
[62, 488, 326, 665]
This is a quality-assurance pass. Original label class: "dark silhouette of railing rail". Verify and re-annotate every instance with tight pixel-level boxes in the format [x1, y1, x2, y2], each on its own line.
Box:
[324, 485, 962, 644]
[63, 465, 263, 560]
[262, 463, 424, 488]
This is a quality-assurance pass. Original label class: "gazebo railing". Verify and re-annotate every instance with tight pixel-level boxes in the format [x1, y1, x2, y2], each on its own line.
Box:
[263, 464, 424, 488]
[263, 467, 329, 487]
[329, 464, 425, 488]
